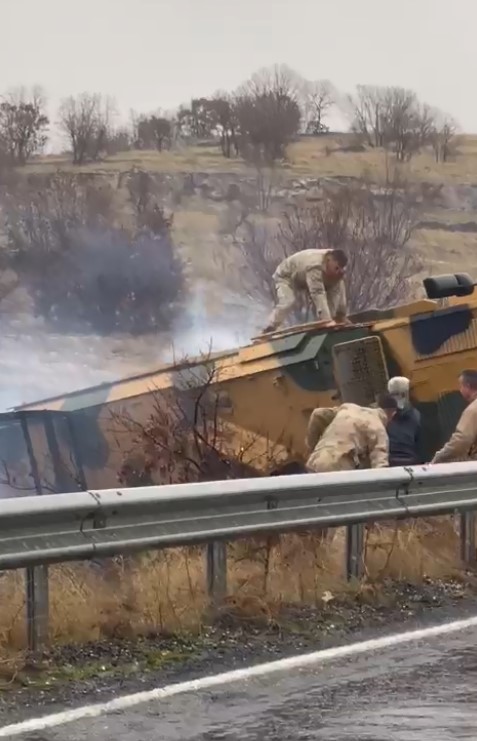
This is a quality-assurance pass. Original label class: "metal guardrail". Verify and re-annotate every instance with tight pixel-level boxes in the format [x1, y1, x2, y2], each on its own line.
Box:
[2, 461, 477, 653]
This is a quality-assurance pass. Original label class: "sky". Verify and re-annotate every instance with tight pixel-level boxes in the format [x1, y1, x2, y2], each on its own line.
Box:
[2, 0, 477, 141]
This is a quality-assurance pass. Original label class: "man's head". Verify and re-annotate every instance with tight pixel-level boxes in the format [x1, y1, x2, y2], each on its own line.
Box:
[376, 392, 399, 423]
[387, 376, 410, 410]
[323, 249, 347, 281]
[458, 370, 477, 402]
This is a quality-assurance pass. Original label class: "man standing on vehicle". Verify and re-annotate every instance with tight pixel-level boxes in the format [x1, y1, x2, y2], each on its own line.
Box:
[262, 248, 348, 334]
[305, 394, 398, 473]
[431, 369, 477, 463]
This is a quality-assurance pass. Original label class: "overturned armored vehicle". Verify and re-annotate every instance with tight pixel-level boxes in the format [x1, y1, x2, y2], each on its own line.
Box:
[3, 272, 477, 493]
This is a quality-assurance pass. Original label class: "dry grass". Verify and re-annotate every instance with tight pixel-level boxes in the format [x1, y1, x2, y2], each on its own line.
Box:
[25, 147, 249, 176]
[412, 228, 477, 276]
[23, 135, 477, 183]
[0, 517, 463, 676]
[18, 134, 477, 288]
[287, 137, 477, 184]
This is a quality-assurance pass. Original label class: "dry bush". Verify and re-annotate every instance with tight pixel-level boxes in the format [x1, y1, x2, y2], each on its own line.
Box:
[277, 169, 422, 312]
[231, 215, 286, 302]
[113, 357, 286, 485]
[231, 167, 422, 315]
[0, 518, 464, 671]
[363, 517, 460, 582]
[2, 171, 186, 333]
[0, 548, 207, 657]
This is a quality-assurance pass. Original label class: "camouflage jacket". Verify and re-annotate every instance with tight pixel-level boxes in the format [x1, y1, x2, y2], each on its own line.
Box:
[274, 249, 347, 322]
[306, 402, 390, 468]
[432, 396, 477, 463]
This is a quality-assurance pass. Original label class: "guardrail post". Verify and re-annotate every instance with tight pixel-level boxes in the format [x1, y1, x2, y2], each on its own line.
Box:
[206, 542, 227, 614]
[346, 524, 365, 580]
[20, 415, 50, 655]
[460, 512, 476, 564]
[26, 565, 49, 653]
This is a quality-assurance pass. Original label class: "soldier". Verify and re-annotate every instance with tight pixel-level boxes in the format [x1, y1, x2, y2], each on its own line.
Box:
[305, 393, 398, 473]
[431, 369, 477, 463]
[262, 248, 348, 334]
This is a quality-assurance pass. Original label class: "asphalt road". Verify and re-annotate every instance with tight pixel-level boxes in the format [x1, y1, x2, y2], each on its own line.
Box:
[6, 621, 477, 741]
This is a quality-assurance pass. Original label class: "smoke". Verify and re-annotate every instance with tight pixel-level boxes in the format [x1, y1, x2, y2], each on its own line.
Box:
[0, 319, 158, 410]
[0, 282, 269, 411]
[164, 281, 267, 361]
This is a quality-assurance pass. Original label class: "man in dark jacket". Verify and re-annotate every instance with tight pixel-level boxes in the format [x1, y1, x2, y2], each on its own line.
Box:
[386, 376, 421, 466]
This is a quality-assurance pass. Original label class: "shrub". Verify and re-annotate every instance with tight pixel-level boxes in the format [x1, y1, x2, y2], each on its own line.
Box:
[3, 174, 185, 334]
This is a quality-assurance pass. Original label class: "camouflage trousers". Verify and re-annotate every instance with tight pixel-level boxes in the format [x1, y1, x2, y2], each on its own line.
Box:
[265, 277, 303, 331]
[306, 448, 358, 473]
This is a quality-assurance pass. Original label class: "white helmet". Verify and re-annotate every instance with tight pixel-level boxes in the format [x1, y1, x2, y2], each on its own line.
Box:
[387, 376, 410, 409]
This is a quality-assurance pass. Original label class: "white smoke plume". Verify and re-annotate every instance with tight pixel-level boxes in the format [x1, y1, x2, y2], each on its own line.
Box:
[0, 284, 269, 411]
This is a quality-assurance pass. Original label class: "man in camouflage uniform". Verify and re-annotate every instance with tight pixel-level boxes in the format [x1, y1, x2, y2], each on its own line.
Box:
[305, 393, 398, 473]
[262, 248, 348, 334]
[431, 369, 477, 463]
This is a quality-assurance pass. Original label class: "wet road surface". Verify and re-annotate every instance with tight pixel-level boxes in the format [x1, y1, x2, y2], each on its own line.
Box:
[8, 622, 477, 740]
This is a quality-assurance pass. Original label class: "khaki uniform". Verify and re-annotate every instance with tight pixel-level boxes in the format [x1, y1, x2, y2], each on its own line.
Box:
[432, 396, 477, 463]
[266, 249, 347, 331]
[306, 402, 390, 472]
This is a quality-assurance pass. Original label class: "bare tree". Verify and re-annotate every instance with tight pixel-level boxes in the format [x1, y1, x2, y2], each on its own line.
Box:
[232, 215, 284, 301]
[177, 98, 217, 140]
[244, 64, 303, 102]
[106, 127, 133, 154]
[349, 84, 436, 161]
[0, 86, 48, 165]
[209, 94, 239, 158]
[231, 168, 421, 316]
[276, 170, 421, 312]
[136, 115, 172, 151]
[300, 79, 335, 134]
[430, 114, 458, 163]
[112, 357, 286, 487]
[234, 64, 302, 166]
[381, 87, 427, 161]
[58, 93, 116, 164]
[349, 85, 386, 148]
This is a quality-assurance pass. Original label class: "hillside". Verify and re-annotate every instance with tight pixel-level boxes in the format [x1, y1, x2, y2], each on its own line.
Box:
[24, 134, 477, 282]
[1, 133, 477, 409]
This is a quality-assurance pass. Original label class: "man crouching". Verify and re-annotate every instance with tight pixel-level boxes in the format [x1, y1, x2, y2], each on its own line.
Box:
[305, 394, 398, 473]
[262, 248, 348, 334]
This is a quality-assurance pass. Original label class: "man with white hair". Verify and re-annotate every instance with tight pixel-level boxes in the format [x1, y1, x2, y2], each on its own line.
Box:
[386, 376, 421, 466]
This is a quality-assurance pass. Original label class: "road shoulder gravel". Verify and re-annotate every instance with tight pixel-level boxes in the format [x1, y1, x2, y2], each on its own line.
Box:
[1, 577, 476, 727]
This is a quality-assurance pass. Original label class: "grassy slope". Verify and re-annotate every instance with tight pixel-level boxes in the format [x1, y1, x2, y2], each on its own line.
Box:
[24, 134, 477, 283]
